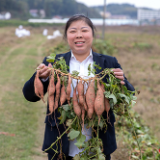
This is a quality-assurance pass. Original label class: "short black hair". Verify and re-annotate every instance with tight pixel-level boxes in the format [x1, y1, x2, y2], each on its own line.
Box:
[64, 14, 96, 39]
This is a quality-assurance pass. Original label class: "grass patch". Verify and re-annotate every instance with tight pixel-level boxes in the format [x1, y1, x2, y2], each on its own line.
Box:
[0, 29, 47, 160]
[1, 26, 160, 160]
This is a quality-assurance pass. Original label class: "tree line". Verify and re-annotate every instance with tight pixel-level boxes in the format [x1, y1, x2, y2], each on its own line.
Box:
[0, 0, 101, 19]
[1, 0, 151, 20]
[92, 3, 138, 19]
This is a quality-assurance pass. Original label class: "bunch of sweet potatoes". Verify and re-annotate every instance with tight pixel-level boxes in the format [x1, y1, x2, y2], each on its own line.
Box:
[34, 71, 110, 123]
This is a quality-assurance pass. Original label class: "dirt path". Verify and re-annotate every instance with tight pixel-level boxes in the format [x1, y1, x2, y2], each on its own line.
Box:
[0, 31, 48, 159]
[0, 43, 24, 67]
[31, 39, 48, 160]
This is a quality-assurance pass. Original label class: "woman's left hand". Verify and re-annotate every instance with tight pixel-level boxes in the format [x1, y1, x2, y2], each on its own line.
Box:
[112, 68, 125, 85]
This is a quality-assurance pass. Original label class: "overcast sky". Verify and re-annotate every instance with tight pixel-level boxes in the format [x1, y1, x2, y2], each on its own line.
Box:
[76, 0, 160, 10]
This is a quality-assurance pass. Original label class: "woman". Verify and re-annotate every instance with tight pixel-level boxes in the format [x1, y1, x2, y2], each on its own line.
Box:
[22, 14, 134, 160]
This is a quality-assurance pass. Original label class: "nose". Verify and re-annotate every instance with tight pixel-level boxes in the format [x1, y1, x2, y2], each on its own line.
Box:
[76, 31, 82, 38]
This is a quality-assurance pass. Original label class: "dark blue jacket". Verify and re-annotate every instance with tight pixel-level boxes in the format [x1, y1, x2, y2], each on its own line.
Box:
[22, 51, 134, 158]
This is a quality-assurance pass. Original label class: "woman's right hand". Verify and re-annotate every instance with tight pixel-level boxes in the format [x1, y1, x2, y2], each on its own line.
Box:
[37, 63, 52, 79]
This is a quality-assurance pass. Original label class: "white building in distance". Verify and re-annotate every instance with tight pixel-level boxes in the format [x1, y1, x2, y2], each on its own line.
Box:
[138, 8, 160, 21]
[0, 12, 11, 20]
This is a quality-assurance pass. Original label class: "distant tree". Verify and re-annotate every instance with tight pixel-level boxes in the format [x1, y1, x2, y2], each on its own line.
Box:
[0, 0, 29, 19]
[0, 0, 101, 19]
[44, 0, 101, 18]
[92, 3, 138, 19]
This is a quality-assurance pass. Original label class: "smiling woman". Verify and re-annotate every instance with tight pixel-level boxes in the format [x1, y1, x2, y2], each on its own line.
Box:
[22, 14, 135, 160]
[65, 19, 94, 62]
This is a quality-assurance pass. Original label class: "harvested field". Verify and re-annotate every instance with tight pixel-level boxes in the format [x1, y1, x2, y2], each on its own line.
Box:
[0, 25, 160, 160]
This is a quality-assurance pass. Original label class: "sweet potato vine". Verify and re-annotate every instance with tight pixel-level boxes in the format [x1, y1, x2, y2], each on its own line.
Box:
[35, 53, 137, 160]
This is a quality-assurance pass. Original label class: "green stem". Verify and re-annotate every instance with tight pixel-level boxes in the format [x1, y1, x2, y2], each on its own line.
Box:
[88, 153, 98, 159]
[101, 116, 108, 129]
[97, 124, 99, 159]
[127, 111, 143, 160]
[80, 146, 92, 154]
[44, 116, 77, 153]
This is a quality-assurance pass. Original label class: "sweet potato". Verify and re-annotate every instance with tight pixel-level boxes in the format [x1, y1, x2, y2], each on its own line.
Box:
[48, 70, 55, 96]
[83, 93, 88, 111]
[48, 95, 54, 115]
[66, 74, 72, 104]
[86, 80, 95, 119]
[80, 103, 85, 130]
[73, 86, 81, 118]
[34, 70, 45, 103]
[54, 72, 61, 111]
[77, 79, 84, 96]
[77, 80, 88, 111]
[60, 80, 67, 106]
[48, 70, 55, 114]
[104, 98, 110, 122]
[94, 81, 105, 124]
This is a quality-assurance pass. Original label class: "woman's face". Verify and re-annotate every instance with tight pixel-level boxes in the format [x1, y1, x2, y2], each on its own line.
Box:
[66, 20, 93, 56]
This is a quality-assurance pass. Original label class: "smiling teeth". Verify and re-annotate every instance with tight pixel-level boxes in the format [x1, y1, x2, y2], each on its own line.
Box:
[76, 42, 83, 44]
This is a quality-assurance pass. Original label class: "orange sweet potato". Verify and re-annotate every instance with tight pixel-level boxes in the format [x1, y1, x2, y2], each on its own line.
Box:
[73, 86, 81, 118]
[77, 79, 84, 106]
[77, 80, 88, 111]
[80, 103, 85, 130]
[60, 80, 67, 106]
[66, 74, 72, 104]
[54, 72, 61, 111]
[48, 95, 54, 115]
[48, 70, 55, 96]
[86, 80, 95, 119]
[94, 81, 105, 124]
[83, 93, 88, 111]
[48, 70, 55, 114]
[34, 70, 45, 103]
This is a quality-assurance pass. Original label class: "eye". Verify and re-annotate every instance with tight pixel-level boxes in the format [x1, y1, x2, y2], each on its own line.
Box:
[82, 29, 88, 32]
[70, 30, 76, 33]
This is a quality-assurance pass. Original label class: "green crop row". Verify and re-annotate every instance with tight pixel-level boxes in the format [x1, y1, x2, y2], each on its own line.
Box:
[0, 19, 64, 27]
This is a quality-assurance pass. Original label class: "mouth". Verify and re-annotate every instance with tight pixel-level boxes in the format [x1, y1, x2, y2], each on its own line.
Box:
[75, 41, 85, 44]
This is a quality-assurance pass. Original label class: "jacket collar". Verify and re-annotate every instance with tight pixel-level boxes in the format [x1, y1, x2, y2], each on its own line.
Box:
[92, 51, 105, 74]
[63, 51, 71, 67]
[63, 51, 71, 72]
[63, 50, 105, 74]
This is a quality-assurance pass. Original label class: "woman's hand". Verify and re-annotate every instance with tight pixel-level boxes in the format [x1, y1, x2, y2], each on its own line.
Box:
[112, 68, 125, 85]
[37, 63, 52, 79]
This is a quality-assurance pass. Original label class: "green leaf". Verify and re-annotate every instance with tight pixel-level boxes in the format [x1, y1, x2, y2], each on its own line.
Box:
[99, 154, 106, 160]
[62, 104, 70, 111]
[87, 119, 95, 128]
[98, 119, 103, 128]
[68, 129, 80, 140]
[104, 91, 111, 98]
[80, 155, 88, 160]
[108, 93, 117, 105]
[66, 119, 73, 127]
[75, 133, 86, 149]
[132, 96, 137, 101]
[72, 70, 79, 76]
[46, 59, 54, 63]
[94, 63, 102, 70]
[73, 154, 80, 160]
[87, 63, 91, 72]
[59, 110, 66, 124]
[117, 93, 130, 104]
[132, 100, 136, 107]
[46, 53, 56, 63]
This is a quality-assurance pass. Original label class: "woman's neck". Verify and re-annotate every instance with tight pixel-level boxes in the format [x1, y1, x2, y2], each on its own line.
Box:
[72, 51, 90, 62]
